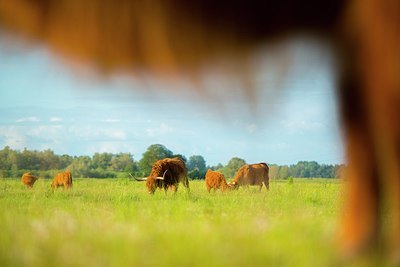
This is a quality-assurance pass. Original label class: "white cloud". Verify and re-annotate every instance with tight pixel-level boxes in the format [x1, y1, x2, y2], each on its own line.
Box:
[0, 127, 27, 149]
[68, 125, 127, 140]
[246, 123, 258, 134]
[280, 119, 324, 134]
[28, 125, 64, 137]
[50, 117, 63, 122]
[146, 123, 174, 137]
[16, 117, 40, 123]
[232, 120, 258, 134]
[0, 124, 127, 155]
[108, 130, 126, 140]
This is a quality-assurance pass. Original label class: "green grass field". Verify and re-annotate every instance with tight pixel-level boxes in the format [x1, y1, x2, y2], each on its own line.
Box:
[0, 178, 344, 266]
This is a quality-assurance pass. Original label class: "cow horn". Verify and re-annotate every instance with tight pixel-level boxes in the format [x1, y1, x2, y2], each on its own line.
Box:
[129, 173, 147, 181]
[155, 169, 168, 180]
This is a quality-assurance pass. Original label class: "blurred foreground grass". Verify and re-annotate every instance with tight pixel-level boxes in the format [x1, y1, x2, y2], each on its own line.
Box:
[0, 178, 343, 266]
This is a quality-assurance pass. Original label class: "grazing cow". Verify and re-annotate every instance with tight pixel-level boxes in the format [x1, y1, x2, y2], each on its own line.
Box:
[51, 171, 73, 189]
[135, 157, 189, 194]
[0, 0, 399, 262]
[229, 163, 269, 192]
[21, 172, 38, 188]
[205, 169, 231, 193]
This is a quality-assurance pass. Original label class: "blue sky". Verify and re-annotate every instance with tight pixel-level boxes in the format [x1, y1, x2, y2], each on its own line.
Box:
[0, 39, 344, 166]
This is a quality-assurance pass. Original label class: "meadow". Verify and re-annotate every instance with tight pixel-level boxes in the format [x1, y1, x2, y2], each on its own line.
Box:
[0, 178, 343, 266]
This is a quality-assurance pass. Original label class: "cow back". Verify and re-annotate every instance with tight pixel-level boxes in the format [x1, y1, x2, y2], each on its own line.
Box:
[205, 169, 230, 191]
[52, 171, 73, 189]
[233, 163, 269, 186]
[21, 172, 38, 187]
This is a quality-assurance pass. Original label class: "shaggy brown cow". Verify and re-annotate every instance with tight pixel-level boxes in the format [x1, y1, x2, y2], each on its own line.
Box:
[21, 172, 38, 188]
[205, 169, 231, 193]
[51, 171, 73, 189]
[135, 157, 189, 194]
[229, 163, 269, 192]
[0, 0, 399, 263]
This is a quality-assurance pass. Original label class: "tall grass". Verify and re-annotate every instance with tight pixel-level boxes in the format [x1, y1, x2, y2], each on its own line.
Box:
[0, 178, 343, 266]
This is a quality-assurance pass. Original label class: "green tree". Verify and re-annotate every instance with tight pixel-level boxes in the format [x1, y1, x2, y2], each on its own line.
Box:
[172, 154, 187, 163]
[110, 153, 135, 172]
[92, 152, 113, 170]
[187, 155, 207, 180]
[210, 163, 223, 171]
[268, 164, 279, 179]
[17, 148, 40, 170]
[279, 165, 289, 179]
[219, 157, 246, 178]
[0, 146, 16, 170]
[187, 155, 206, 172]
[59, 154, 73, 169]
[0, 146, 18, 177]
[38, 149, 60, 170]
[138, 144, 173, 176]
[68, 155, 92, 177]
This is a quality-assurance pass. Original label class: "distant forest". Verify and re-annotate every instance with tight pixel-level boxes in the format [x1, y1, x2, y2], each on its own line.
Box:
[0, 145, 344, 179]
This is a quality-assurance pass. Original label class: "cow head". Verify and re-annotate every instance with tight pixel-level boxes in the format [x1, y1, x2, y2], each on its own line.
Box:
[146, 179, 157, 194]
[145, 170, 168, 194]
[228, 181, 239, 190]
[132, 174, 159, 194]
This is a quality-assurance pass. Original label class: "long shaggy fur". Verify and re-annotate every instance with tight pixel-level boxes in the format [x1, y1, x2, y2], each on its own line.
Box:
[146, 157, 189, 194]
[205, 169, 231, 193]
[21, 172, 38, 188]
[230, 163, 269, 191]
[51, 170, 72, 189]
[0, 1, 344, 75]
[0, 0, 399, 262]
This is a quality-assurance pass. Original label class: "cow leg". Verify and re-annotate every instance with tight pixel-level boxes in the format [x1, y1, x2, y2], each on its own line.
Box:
[339, 126, 380, 257]
[183, 177, 190, 193]
[361, 1, 400, 260]
[366, 66, 400, 264]
[264, 177, 270, 191]
[385, 134, 400, 264]
[342, 1, 400, 262]
[337, 52, 380, 258]
[163, 186, 168, 195]
[172, 184, 178, 193]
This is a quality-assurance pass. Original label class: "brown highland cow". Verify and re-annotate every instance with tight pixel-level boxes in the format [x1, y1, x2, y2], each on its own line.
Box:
[205, 169, 231, 193]
[21, 172, 38, 188]
[0, 0, 399, 263]
[135, 157, 189, 194]
[51, 171, 73, 189]
[229, 163, 270, 191]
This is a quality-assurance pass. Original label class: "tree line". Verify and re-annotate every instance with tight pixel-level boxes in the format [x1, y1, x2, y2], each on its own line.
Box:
[0, 145, 344, 179]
